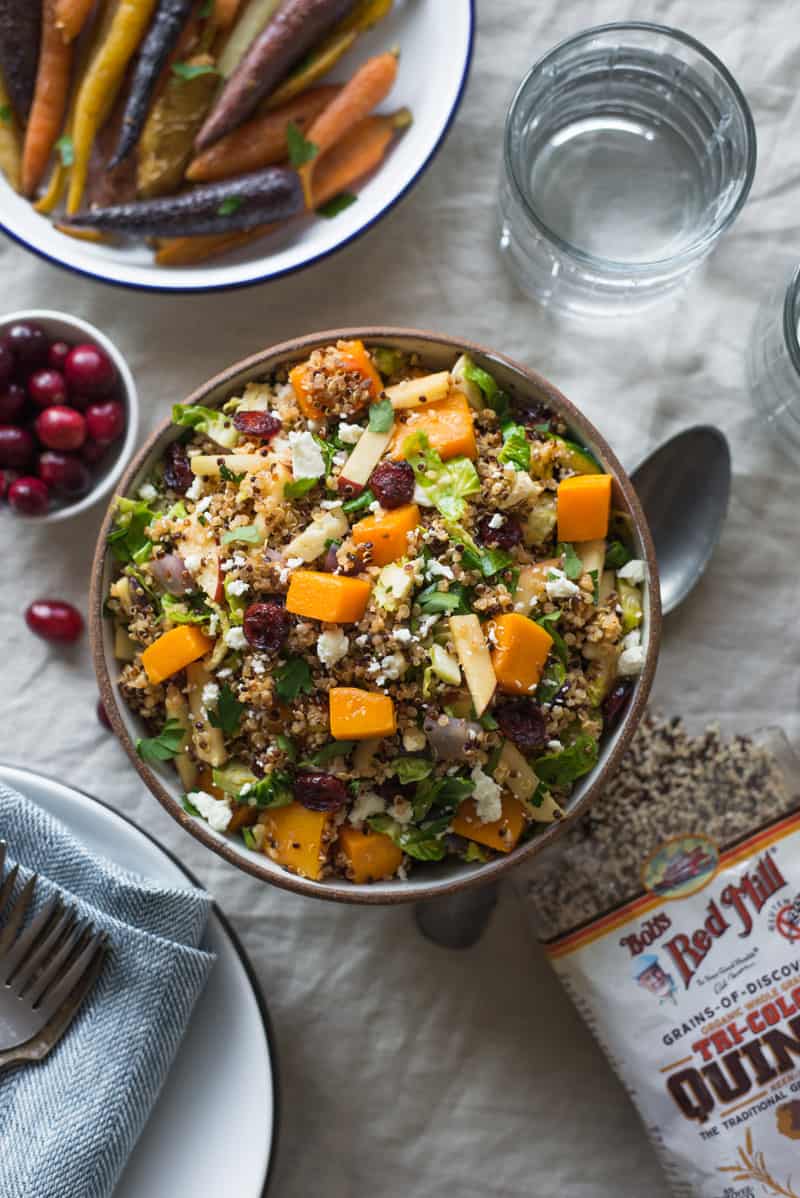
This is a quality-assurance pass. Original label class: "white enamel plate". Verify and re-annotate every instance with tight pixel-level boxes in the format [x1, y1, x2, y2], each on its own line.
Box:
[0, 764, 277, 1198]
[0, 1, 474, 293]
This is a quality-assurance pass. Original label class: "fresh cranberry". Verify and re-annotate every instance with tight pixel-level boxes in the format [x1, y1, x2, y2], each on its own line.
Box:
[97, 698, 112, 730]
[232, 410, 281, 439]
[48, 341, 71, 371]
[28, 368, 67, 409]
[85, 399, 124, 445]
[35, 405, 87, 451]
[602, 682, 633, 730]
[0, 342, 14, 387]
[243, 602, 290, 653]
[64, 343, 115, 397]
[0, 383, 27, 422]
[163, 441, 192, 493]
[38, 450, 91, 498]
[293, 771, 348, 812]
[81, 438, 109, 466]
[8, 476, 49, 515]
[25, 599, 83, 642]
[0, 468, 18, 499]
[476, 512, 522, 549]
[370, 459, 415, 509]
[495, 700, 547, 753]
[0, 424, 35, 469]
[3, 322, 48, 369]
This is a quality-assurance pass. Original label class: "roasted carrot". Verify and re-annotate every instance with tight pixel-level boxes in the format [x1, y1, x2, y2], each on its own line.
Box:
[67, 0, 160, 215]
[213, 0, 242, 28]
[110, 0, 195, 168]
[186, 84, 339, 182]
[299, 49, 397, 206]
[265, 0, 392, 110]
[155, 106, 409, 265]
[22, 0, 74, 197]
[196, 0, 355, 150]
[55, 0, 96, 43]
[0, 70, 22, 191]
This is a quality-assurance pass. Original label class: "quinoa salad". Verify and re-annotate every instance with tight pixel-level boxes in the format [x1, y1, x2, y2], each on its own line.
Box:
[105, 340, 648, 885]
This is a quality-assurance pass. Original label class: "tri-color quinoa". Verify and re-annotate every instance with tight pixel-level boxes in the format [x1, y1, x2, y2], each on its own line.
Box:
[106, 341, 647, 884]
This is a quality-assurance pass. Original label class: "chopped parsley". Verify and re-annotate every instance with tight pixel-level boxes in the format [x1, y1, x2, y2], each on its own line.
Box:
[559, 542, 583, 581]
[137, 717, 186, 764]
[534, 611, 568, 664]
[219, 463, 245, 484]
[342, 488, 375, 513]
[416, 581, 470, 615]
[208, 684, 244, 737]
[284, 477, 318, 499]
[274, 656, 313, 701]
[605, 540, 632, 570]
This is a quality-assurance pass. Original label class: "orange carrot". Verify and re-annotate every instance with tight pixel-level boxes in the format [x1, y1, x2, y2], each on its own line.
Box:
[154, 106, 410, 266]
[186, 84, 339, 183]
[299, 49, 398, 206]
[55, 0, 95, 43]
[22, 0, 73, 197]
[213, 0, 243, 28]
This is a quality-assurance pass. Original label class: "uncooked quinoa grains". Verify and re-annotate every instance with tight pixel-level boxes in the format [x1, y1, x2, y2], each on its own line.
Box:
[520, 717, 800, 1197]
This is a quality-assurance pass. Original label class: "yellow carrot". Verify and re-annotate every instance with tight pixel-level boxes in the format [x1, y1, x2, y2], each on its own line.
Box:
[212, 0, 242, 28]
[67, 0, 160, 215]
[55, 0, 96, 42]
[154, 223, 278, 265]
[299, 50, 398, 207]
[0, 71, 22, 191]
[22, 0, 74, 197]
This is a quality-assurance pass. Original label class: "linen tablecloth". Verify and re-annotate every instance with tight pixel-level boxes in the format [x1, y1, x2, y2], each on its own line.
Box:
[2, 1, 799, 1194]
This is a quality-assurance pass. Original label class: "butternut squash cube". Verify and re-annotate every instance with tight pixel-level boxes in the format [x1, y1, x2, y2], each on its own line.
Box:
[352, 503, 420, 567]
[142, 625, 214, 685]
[289, 339, 381, 420]
[329, 687, 396, 740]
[338, 825, 403, 883]
[557, 474, 613, 543]
[262, 802, 332, 880]
[391, 391, 477, 461]
[285, 570, 371, 622]
[451, 794, 526, 853]
[489, 613, 553, 695]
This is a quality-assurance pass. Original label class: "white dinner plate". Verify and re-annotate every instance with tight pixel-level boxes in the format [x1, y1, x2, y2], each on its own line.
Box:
[0, 0, 474, 293]
[0, 763, 278, 1198]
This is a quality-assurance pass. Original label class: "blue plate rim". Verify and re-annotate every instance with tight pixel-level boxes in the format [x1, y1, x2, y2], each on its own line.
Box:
[0, 1, 476, 296]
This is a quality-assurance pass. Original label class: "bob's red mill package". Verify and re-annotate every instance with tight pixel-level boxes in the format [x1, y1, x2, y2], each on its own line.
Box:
[518, 716, 800, 1197]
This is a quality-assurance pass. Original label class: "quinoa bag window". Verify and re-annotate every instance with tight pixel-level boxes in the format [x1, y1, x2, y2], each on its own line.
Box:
[519, 717, 800, 1197]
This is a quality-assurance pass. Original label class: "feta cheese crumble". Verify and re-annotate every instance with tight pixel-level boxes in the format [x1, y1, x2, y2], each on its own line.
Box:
[138, 483, 157, 502]
[348, 791, 386, 825]
[183, 553, 202, 574]
[471, 765, 503, 825]
[226, 578, 249, 596]
[189, 790, 233, 832]
[201, 682, 220, 707]
[185, 476, 204, 501]
[618, 645, 646, 676]
[427, 559, 454, 580]
[413, 483, 434, 507]
[402, 726, 427, 752]
[337, 422, 364, 444]
[488, 513, 504, 529]
[195, 495, 212, 514]
[317, 628, 349, 669]
[380, 653, 407, 680]
[288, 430, 325, 480]
[389, 798, 414, 825]
[545, 568, 581, 600]
[617, 558, 646, 584]
[224, 626, 247, 650]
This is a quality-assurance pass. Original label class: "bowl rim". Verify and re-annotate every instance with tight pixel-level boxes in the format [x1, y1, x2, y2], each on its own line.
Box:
[90, 327, 662, 904]
[0, 308, 139, 523]
[0, 3, 475, 296]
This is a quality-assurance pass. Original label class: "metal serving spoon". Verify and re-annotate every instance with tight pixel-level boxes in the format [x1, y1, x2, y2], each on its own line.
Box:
[416, 424, 732, 948]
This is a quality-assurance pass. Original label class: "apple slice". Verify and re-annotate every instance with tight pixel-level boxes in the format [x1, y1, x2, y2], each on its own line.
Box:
[449, 614, 496, 716]
[576, 538, 606, 579]
[190, 453, 275, 477]
[514, 559, 560, 613]
[165, 684, 198, 792]
[186, 662, 227, 768]
[197, 548, 223, 603]
[385, 371, 451, 410]
[338, 427, 393, 494]
[284, 509, 349, 563]
[495, 742, 564, 823]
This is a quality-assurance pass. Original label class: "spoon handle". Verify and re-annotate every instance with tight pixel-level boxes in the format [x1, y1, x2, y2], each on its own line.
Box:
[415, 882, 499, 948]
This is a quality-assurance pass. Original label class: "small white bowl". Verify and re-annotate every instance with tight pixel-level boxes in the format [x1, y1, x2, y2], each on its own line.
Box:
[0, 309, 139, 523]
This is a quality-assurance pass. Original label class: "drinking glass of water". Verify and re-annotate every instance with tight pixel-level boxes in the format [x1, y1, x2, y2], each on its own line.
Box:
[497, 23, 756, 317]
[749, 263, 800, 458]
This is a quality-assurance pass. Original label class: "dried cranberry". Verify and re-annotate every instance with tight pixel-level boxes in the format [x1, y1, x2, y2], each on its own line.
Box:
[495, 700, 547, 753]
[243, 602, 290, 653]
[163, 441, 193, 493]
[475, 512, 522, 549]
[232, 410, 282, 440]
[602, 682, 632, 730]
[369, 459, 415, 508]
[293, 771, 348, 812]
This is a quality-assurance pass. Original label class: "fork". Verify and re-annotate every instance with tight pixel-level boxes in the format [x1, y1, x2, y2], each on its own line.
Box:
[0, 842, 107, 1070]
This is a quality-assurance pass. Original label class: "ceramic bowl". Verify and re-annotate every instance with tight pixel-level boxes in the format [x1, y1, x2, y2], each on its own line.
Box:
[0, 309, 139, 523]
[90, 328, 661, 903]
[0, 2, 474, 294]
